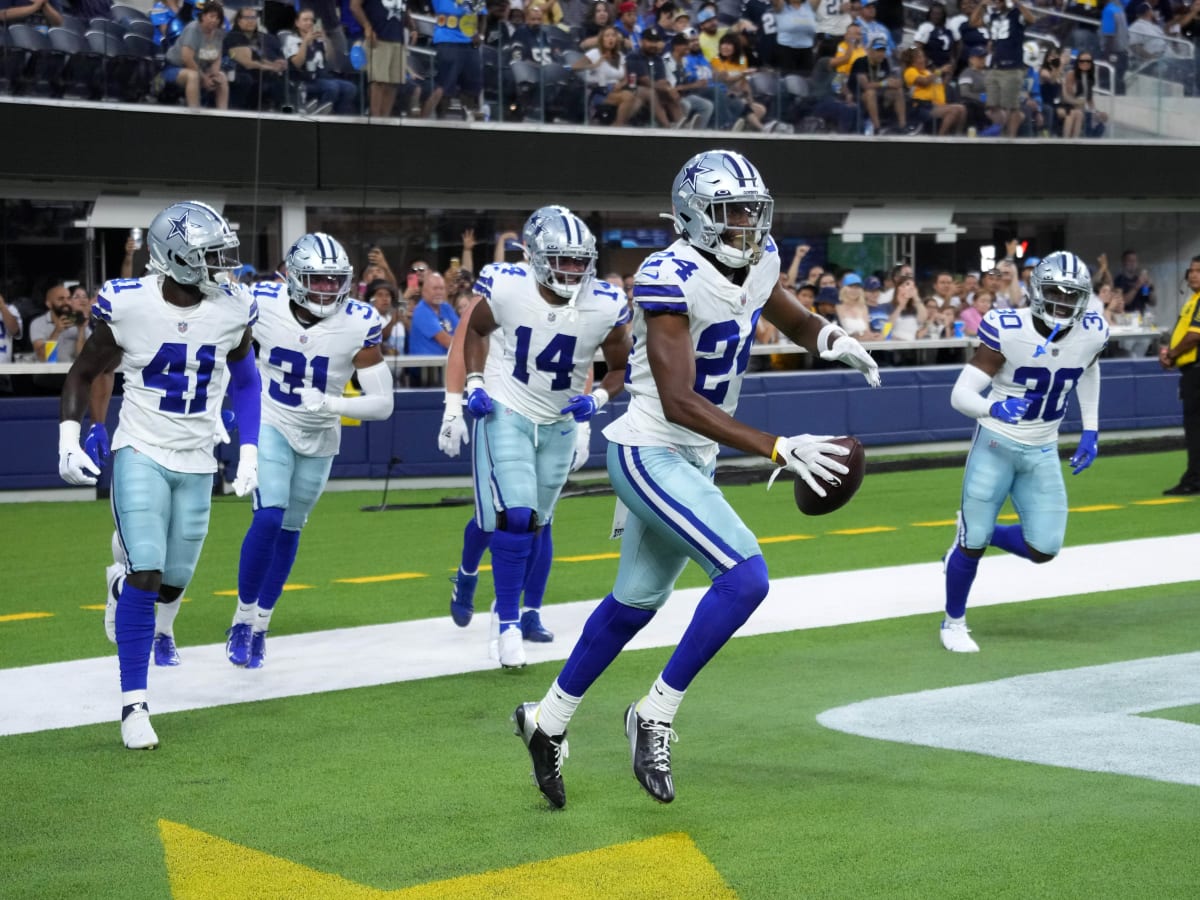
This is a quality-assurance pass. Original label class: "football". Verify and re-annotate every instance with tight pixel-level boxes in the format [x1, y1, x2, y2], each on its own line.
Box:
[793, 436, 866, 516]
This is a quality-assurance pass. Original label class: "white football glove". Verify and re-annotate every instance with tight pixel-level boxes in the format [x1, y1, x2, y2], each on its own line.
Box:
[570, 421, 591, 473]
[767, 434, 850, 497]
[296, 387, 329, 412]
[820, 334, 882, 388]
[232, 445, 259, 497]
[437, 392, 469, 458]
[58, 421, 101, 486]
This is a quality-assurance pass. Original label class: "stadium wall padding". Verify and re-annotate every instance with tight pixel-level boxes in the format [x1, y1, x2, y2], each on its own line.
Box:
[0, 359, 1180, 490]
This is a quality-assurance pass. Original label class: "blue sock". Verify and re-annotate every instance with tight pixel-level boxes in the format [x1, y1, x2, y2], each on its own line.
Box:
[237, 507, 284, 603]
[557, 594, 655, 697]
[115, 583, 158, 692]
[522, 523, 553, 610]
[990, 524, 1033, 560]
[944, 545, 982, 619]
[258, 528, 301, 611]
[490, 528, 534, 625]
[460, 517, 490, 574]
[661, 556, 770, 692]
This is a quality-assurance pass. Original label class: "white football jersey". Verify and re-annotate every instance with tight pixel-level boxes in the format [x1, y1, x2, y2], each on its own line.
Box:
[976, 306, 1108, 446]
[250, 281, 383, 458]
[604, 238, 781, 460]
[94, 275, 256, 474]
[475, 263, 630, 424]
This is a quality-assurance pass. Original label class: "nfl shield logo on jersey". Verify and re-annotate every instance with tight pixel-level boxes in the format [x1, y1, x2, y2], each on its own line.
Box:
[176, 322, 188, 334]
[299, 334, 310, 345]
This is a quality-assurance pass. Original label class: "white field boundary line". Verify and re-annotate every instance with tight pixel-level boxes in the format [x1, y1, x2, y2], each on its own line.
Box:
[0, 534, 1195, 737]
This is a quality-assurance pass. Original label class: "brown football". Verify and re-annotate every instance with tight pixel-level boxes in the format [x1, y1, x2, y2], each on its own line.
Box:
[793, 436, 866, 516]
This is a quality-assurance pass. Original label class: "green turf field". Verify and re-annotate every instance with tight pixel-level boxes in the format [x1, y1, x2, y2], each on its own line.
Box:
[1, 450, 1198, 899]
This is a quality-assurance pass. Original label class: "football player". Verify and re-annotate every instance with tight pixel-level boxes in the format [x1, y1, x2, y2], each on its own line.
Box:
[462, 207, 632, 668]
[513, 150, 881, 808]
[58, 200, 262, 749]
[225, 233, 394, 669]
[940, 251, 1106, 652]
[438, 209, 597, 646]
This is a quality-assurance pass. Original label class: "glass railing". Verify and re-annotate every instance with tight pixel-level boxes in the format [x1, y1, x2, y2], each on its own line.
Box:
[1, 5, 1196, 140]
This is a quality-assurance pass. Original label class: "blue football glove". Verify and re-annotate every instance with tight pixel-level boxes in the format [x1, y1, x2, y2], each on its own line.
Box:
[560, 394, 599, 423]
[1069, 429, 1098, 475]
[990, 397, 1031, 424]
[84, 423, 111, 469]
[466, 387, 493, 419]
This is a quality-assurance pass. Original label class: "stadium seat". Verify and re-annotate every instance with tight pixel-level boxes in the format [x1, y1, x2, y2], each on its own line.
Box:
[6, 24, 57, 96]
[86, 23, 124, 57]
[58, 14, 87, 37]
[118, 33, 161, 103]
[748, 70, 782, 121]
[110, 4, 152, 26]
[509, 59, 541, 119]
[124, 19, 155, 41]
[47, 27, 103, 100]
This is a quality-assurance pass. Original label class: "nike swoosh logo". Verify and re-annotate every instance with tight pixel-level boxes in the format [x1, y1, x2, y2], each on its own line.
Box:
[1041, 447, 1053, 453]
[561, 430, 572, 436]
[641, 271, 660, 280]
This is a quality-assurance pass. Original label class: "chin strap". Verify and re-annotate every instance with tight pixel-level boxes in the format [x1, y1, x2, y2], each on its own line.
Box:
[1033, 322, 1061, 358]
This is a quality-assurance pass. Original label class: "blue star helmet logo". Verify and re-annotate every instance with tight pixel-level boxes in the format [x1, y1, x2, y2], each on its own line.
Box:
[165, 212, 190, 241]
[680, 158, 713, 192]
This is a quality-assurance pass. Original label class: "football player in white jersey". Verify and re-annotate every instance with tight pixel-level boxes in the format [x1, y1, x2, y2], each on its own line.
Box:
[513, 150, 881, 808]
[941, 251, 1107, 653]
[438, 209, 597, 645]
[58, 200, 262, 750]
[462, 207, 632, 669]
[225, 233, 393, 669]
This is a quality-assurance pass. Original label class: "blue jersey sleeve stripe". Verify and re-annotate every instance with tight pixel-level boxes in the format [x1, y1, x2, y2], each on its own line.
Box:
[978, 329, 1001, 351]
[90, 302, 112, 322]
[248, 299, 259, 326]
[633, 283, 686, 299]
[615, 306, 632, 326]
[637, 300, 688, 313]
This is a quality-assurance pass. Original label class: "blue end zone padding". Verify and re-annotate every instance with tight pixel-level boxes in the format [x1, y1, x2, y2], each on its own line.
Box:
[0, 359, 1182, 490]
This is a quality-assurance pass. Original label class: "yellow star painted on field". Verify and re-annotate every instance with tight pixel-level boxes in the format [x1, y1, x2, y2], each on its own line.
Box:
[159, 820, 738, 899]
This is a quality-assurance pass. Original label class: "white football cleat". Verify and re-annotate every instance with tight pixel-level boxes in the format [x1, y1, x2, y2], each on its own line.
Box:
[940, 620, 980, 653]
[121, 704, 159, 750]
[104, 563, 123, 644]
[497, 627, 527, 668]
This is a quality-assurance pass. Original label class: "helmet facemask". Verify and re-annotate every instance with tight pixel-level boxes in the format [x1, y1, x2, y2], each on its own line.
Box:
[704, 196, 773, 268]
[1030, 252, 1092, 329]
[523, 208, 598, 302]
[285, 233, 354, 319]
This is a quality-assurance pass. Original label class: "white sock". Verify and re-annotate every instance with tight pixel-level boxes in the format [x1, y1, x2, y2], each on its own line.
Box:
[637, 675, 685, 724]
[461, 565, 478, 577]
[536, 680, 582, 736]
[154, 600, 180, 638]
[233, 601, 257, 626]
[253, 608, 274, 633]
[944, 614, 966, 625]
[122, 689, 148, 709]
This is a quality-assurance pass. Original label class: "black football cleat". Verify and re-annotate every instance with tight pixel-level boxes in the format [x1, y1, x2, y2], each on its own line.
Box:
[513, 703, 568, 809]
[624, 702, 678, 804]
[1163, 482, 1200, 496]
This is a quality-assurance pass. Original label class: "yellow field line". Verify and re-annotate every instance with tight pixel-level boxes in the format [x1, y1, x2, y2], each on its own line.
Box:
[556, 552, 621, 562]
[215, 585, 314, 596]
[828, 526, 898, 535]
[913, 519, 959, 528]
[1134, 498, 1192, 506]
[0, 612, 53, 623]
[758, 534, 815, 544]
[335, 574, 426, 584]
[1069, 504, 1123, 512]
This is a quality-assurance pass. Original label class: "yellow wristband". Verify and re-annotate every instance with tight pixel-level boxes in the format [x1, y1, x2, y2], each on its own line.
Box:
[771, 436, 786, 464]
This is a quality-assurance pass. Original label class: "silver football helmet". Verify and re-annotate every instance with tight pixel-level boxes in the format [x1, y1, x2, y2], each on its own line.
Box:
[1030, 251, 1092, 328]
[522, 206, 597, 300]
[670, 150, 773, 268]
[147, 200, 240, 290]
[285, 232, 354, 318]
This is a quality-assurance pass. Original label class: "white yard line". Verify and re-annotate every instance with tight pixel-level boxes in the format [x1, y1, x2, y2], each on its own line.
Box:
[0, 535, 1195, 738]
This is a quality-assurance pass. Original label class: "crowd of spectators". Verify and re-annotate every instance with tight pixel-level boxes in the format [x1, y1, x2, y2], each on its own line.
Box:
[3, 0, 1196, 128]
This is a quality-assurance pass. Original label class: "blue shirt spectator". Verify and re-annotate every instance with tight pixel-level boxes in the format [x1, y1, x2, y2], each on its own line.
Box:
[409, 274, 459, 356]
